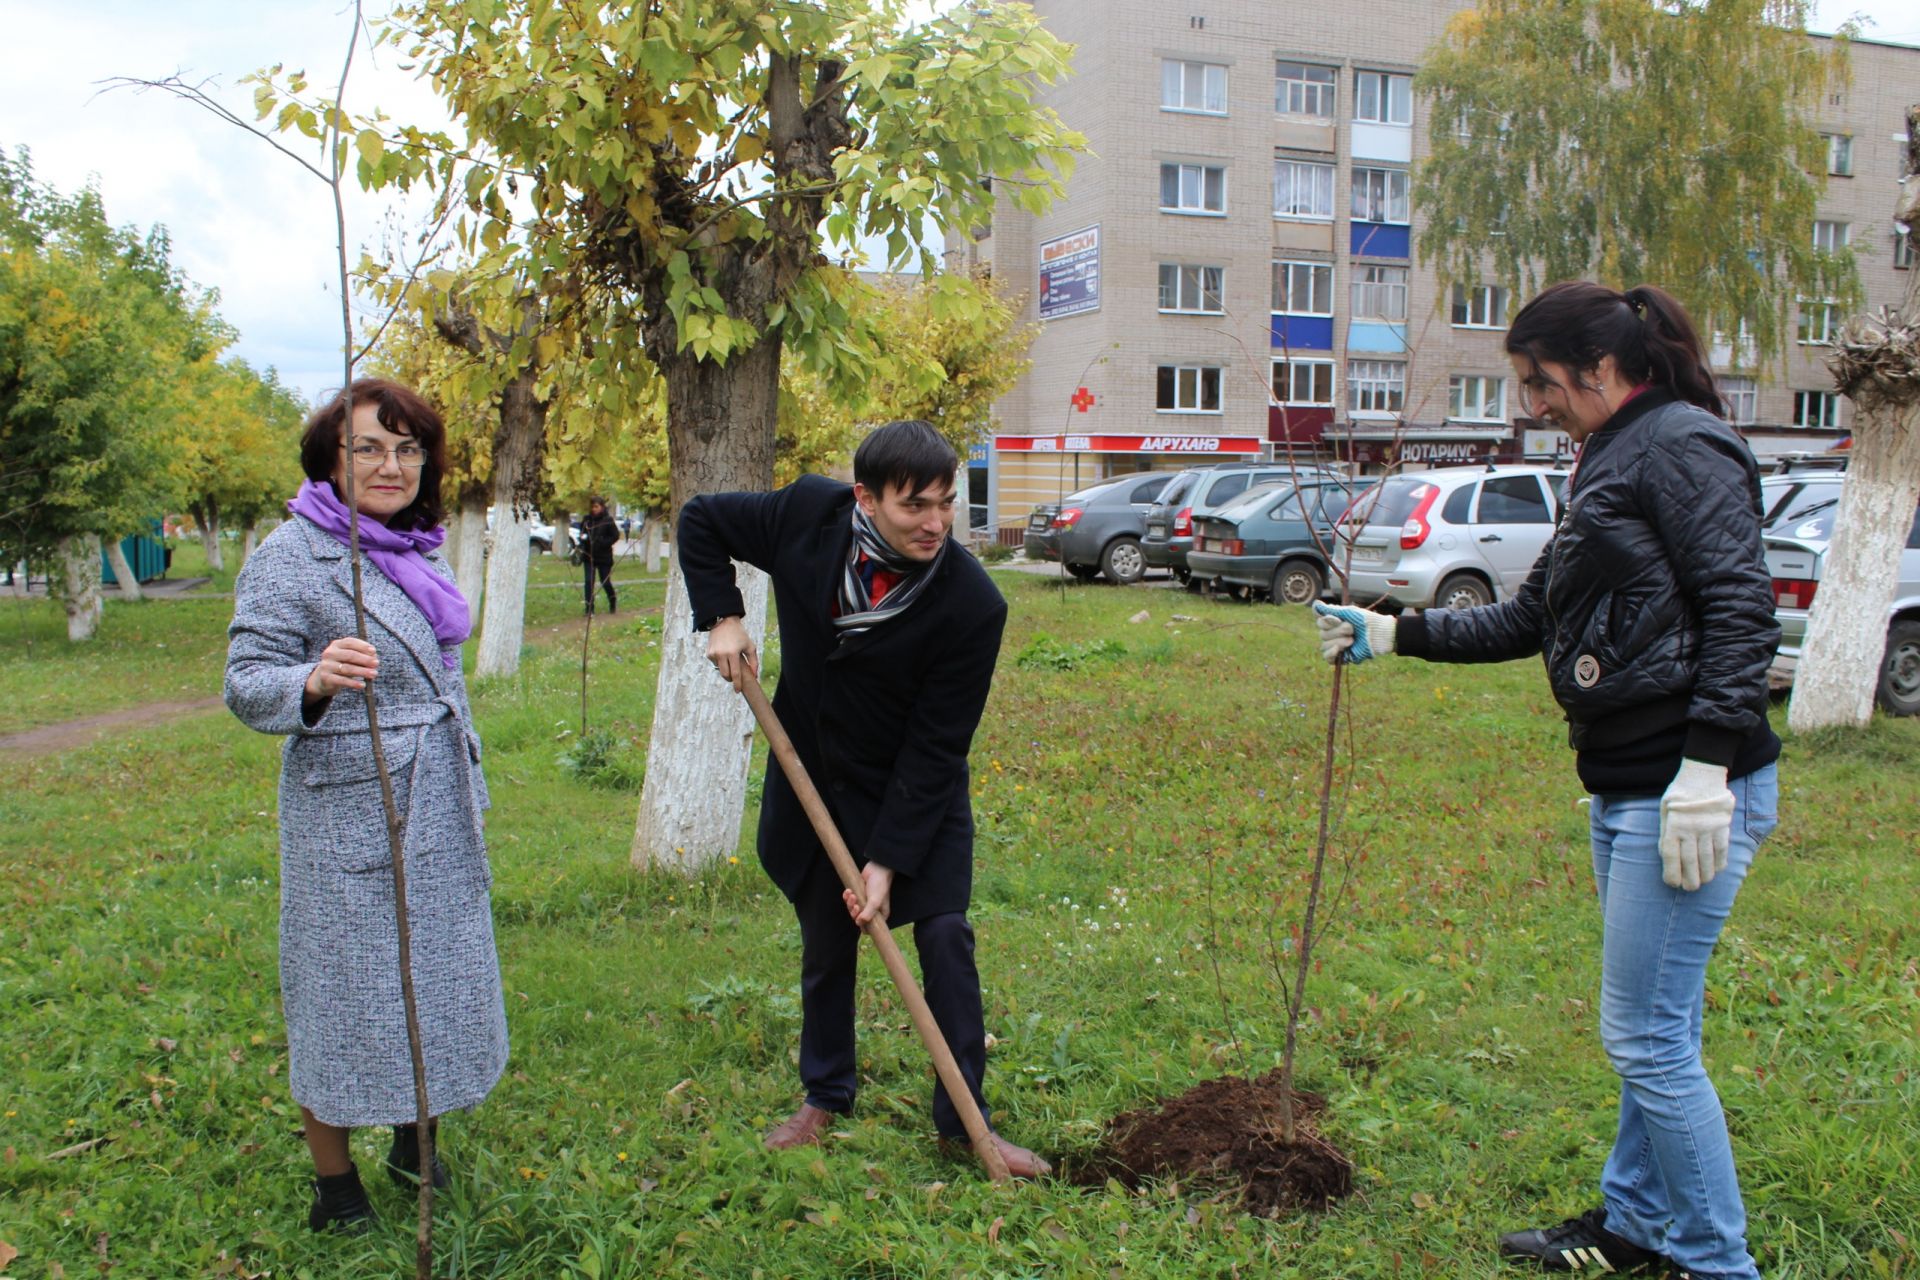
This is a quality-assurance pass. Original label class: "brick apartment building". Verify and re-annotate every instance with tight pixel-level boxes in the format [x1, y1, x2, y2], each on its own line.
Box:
[949, 0, 1919, 541]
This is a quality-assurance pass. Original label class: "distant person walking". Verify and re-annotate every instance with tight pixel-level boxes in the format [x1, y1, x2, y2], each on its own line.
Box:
[1313, 283, 1780, 1280]
[581, 496, 619, 615]
[224, 378, 506, 1234]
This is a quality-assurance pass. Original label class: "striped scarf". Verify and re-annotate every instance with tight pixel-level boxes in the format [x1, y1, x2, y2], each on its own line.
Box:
[835, 503, 947, 638]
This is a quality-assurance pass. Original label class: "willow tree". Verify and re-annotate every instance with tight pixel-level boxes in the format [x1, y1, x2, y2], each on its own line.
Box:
[261, 0, 1082, 870]
[1789, 108, 1920, 731]
[1415, 0, 1854, 360]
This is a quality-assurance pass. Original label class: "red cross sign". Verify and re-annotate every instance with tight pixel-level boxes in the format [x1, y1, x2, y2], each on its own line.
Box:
[1070, 386, 1095, 413]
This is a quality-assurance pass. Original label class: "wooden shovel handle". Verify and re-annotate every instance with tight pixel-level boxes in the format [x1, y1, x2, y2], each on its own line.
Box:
[738, 675, 1010, 1183]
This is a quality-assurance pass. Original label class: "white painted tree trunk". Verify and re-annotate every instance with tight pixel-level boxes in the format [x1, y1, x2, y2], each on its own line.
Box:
[104, 538, 143, 601]
[240, 523, 259, 565]
[1787, 407, 1920, 731]
[645, 520, 665, 574]
[631, 551, 770, 872]
[198, 520, 224, 572]
[56, 533, 103, 641]
[475, 505, 532, 678]
[449, 493, 488, 620]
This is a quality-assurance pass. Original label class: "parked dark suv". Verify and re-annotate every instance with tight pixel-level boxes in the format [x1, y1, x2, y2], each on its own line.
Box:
[1144, 462, 1336, 584]
[1023, 472, 1174, 584]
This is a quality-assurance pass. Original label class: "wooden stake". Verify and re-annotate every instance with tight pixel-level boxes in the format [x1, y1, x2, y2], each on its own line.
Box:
[737, 675, 1010, 1183]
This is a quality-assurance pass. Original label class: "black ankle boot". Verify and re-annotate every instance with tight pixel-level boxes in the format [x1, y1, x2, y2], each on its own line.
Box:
[309, 1166, 374, 1233]
[386, 1124, 450, 1190]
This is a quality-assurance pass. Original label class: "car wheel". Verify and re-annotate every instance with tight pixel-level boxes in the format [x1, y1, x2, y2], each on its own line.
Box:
[1100, 537, 1145, 585]
[1877, 619, 1920, 716]
[1067, 563, 1100, 581]
[530, 537, 552, 553]
[1271, 558, 1325, 606]
[1434, 573, 1492, 610]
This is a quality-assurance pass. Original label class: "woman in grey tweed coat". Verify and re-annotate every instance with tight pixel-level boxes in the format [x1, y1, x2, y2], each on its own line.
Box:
[225, 378, 507, 1232]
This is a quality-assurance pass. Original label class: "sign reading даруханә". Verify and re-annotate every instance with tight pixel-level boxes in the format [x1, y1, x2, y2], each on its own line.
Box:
[1038, 224, 1100, 320]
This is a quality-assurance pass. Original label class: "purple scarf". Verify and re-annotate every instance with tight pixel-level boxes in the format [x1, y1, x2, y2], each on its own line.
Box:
[287, 479, 471, 669]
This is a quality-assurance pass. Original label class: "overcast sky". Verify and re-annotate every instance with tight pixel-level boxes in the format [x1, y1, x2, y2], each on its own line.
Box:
[3, 1, 1915, 406]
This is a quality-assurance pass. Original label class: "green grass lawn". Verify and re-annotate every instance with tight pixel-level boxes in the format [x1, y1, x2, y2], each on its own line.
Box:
[3, 567, 1916, 1279]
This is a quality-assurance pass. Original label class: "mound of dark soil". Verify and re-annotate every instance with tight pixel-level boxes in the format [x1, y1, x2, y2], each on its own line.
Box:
[1068, 1068, 1353, 1216]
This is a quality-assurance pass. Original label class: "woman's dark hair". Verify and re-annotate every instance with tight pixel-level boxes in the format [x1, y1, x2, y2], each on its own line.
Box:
[299, 378, 449, 531]
[853, 419, 958, 497]
[1505, 281, 1724, 417]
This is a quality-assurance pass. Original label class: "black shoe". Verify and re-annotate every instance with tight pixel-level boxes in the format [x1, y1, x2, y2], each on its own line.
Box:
[1498, 1207, 1661, 1272]
[386, 1125, 450, 1190]
[308, 1166, 375, 1234]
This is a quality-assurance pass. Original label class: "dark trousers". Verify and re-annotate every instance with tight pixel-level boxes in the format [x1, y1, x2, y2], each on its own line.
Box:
[792, 859, 989, 1139]
[583, 556, 615, 612]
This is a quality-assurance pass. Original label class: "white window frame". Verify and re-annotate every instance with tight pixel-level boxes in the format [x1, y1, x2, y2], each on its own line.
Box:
[1354, 70, 1412, 125]
[1159, 162, 1227, 215]
[1812, 219, 1850, 253]
[1721, 376, 1758, 425]
[1351, 264, 1409, 322]
[1448, 375, 1507, 422]
[1271, 260, 1333, 316]
[1272, 158, 1335, 220]
[1158, 263, 1225, 314]
[1796, 300, 1838, 346]
[1157, 364, 1224, 414]
[1274, 357, 1335, 407]
[1274, 61, 1336, 119]
[1451, 283, 1509, 329]
[1162, 59, 1229, 115]
[1350, 166, 1410, 224]
[1347, 359, 1406, 415]
[1824, 132, 1853, 177]
[1792, 390, 1841, 429]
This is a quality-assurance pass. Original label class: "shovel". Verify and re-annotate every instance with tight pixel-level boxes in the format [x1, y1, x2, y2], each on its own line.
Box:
[737, 674, 1012, 1183]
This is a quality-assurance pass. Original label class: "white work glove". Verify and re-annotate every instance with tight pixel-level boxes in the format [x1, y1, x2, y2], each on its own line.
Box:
[1658, 758, 1734, 891]
[1311, 602, 1398, 666]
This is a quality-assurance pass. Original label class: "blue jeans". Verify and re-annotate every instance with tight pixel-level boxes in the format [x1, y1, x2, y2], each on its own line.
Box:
[1591, 763, 1779, 1280]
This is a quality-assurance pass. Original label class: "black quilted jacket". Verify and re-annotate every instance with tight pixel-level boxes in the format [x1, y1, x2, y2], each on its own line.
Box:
[1398, 388, 1782, 792]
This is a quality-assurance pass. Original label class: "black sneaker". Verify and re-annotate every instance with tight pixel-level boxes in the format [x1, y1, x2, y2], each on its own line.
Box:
[308, 1166, 375, 1234]
[1498, 1207, 1661, 1272]
[385, 1125, 451, 1190]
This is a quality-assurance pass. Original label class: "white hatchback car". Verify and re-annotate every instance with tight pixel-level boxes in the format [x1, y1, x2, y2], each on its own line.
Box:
[1337, 465, 1569, 610]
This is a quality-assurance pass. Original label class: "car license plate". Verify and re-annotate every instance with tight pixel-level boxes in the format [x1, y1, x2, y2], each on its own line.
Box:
[1349, 544, 1383, 563]
[1028, 513, 1050, 531]
[1147, 520, 1166, 536]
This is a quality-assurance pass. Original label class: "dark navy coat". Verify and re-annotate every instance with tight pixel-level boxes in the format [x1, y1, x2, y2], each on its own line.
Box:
[678, 475, 1006, 923]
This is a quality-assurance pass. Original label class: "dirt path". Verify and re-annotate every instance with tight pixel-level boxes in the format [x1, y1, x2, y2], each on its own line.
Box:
[0, 697, 227, 755]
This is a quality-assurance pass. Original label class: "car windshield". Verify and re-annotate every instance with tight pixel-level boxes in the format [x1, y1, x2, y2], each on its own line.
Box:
[1341, 476, 1434, 529]
[1155, 472, 1200, 507]
[1761, 480, 1844, 532]
[1217, 484, 1294, 519]
[1061, 481, 1121, 505]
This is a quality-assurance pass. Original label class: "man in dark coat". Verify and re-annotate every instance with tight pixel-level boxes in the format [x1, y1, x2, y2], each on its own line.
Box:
[678, 419, 1047, 1177]
[580, 496, 619, 614]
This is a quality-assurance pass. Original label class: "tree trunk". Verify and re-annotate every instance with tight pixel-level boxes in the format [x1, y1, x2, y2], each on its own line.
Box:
[550, 505, 571, 558]
[633, 334, 782, 873]
[240, 522, 259, 565]
[104, 537, 144, 601]
[474, 375, 547, 679]
[1787, 404, 1920, 730]
[1789, 145, 1920, 732]
[645, 517, 664, 574]
[449, 488, 488, 620]
[195, 502, 224, 572]
[56, 533, 104, 641]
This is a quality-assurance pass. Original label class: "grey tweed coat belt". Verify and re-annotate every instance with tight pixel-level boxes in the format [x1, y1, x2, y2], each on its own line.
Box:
[225, 515, 508, 1127]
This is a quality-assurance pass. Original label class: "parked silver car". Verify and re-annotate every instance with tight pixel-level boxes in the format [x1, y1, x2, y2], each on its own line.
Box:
[1764, 487, 1920, 716]
[1023, 472, 1174, 584]
[1339, 465, 1569, 610]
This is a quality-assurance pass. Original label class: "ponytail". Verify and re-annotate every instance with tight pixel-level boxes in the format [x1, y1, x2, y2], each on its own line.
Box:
[1507, 281, 1724, 418]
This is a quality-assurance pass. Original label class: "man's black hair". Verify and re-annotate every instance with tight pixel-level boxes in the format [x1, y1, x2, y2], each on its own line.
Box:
[852, 420, 957, 497]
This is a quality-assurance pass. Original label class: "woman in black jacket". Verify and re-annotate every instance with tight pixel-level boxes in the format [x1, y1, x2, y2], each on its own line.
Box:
[1315, 282, 1779, 1280]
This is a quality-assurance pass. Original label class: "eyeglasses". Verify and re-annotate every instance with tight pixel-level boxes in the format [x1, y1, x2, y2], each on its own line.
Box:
[344, 441, 427, 469]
